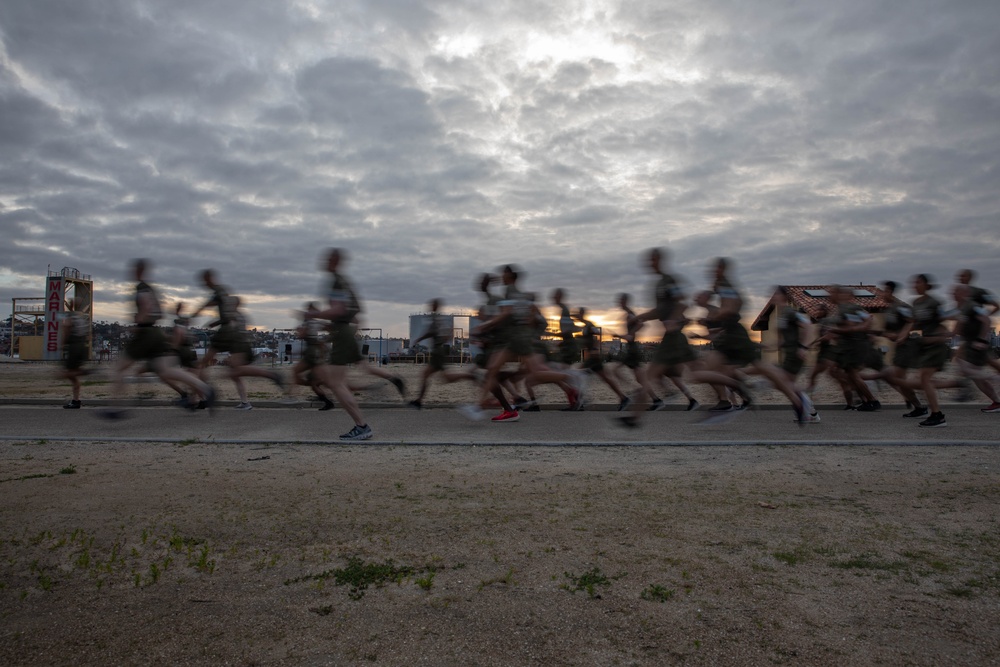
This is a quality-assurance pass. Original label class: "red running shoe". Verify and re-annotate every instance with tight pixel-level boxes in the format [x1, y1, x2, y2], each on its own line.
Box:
[491, 409, 520, 422]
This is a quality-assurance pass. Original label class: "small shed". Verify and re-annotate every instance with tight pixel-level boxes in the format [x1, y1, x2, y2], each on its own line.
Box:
[750, 285, 904, 364]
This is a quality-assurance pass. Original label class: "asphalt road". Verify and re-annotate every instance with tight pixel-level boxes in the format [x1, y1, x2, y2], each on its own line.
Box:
[1, 402, 997, 445]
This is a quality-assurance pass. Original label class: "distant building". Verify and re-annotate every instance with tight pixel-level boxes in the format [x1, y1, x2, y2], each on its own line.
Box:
[750, 285, 906, 364]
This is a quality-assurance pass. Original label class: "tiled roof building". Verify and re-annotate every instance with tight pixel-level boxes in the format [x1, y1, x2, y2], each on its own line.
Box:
[751, 285, 907, 364]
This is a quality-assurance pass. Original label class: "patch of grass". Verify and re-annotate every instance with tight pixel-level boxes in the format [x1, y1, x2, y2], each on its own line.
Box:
[944, 586, 974, 598]
[0, 473, 52, 484]
[478, 567, 515, 590]
[285, 556, 418, 600]
[561, 567, 623, 598]
[640, 584, 675, 602]
[415, 571, 435, 591]
[774, 550, 807, 566]
[59, 465, 77, 475]
[829, 553, 908, 573]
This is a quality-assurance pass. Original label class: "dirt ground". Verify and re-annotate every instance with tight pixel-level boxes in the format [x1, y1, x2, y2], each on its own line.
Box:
[0, 442, 998, 666]
[1, 362, 998, 666]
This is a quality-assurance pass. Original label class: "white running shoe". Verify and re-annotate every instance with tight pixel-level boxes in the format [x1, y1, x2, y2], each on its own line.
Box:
[339, 424, 373, 440]
[457, 404, 487, 421]
[235, 402, 253, 411]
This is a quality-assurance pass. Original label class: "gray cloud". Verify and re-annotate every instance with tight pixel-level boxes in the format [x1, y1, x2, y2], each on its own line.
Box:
[1, 0, 998, 337]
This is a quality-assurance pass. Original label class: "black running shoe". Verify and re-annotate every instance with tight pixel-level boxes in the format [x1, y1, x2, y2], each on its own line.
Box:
[63, 400, 81, 409]
[709, 400, 733, 412]
[902, 406, 928, 418]
[856, 401, 879, 412]
[409, 400, 422, 410]
[616, 415, 639, 429]
[918, 412, 947, 428]
[647, 399, 666, 412]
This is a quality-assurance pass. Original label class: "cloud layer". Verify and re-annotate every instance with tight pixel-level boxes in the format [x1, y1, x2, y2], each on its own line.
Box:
[2, 0, 998, 335]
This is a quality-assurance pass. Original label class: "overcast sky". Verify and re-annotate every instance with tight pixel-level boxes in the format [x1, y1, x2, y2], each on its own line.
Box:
[2, 0, 998, 337]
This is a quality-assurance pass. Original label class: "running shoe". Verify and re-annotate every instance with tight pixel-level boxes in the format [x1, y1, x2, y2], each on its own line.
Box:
[709, 400, 733, 412]
[903, 406, 928, 418]
[204, 387, 217, 414]
[617, 396, 632, 412]
[523, 404, 541, 412]
[63, 400, 81, 409]
[855, 401, 880, 412]
[981, 402, 1000, 413]
[647, 398, 666, 412]
[793, 398, 806, 427]
[685, 398, 700, 411]
[318, 399, 336, 411]
[235, 402, 253, 411]
[616, 415, 639, 429]
[409, 399, 423, 410]
[340, 424, 373, 440]
[491, 409, 520, 422]
[517, 399, 538, 411]
[457, 404, 487, 421]
[918, 412, 947, 428]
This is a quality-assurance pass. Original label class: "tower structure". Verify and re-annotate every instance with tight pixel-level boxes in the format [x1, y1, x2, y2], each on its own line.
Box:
[42, 267, 94, 361]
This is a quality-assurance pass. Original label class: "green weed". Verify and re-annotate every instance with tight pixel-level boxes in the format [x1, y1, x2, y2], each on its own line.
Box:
[641, 584, 675, 602]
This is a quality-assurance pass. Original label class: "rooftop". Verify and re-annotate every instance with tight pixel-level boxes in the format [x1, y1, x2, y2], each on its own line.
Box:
[751, 285, 904, 331]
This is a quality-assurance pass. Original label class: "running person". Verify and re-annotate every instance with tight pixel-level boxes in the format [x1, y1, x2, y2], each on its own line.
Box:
[289, 303, 336, 410]
[105, 259, 215, 418]
[576, 306, 630, 410]
[702, 258, 808, 422]
[190, 269, 238, 379]
[825, 285, 880, 411]
[859, 281, 925, 416]
[409, 298, 476, 409]
[898, 274, 951, 427]
[551, 289, 579, 367]
[952, 283, 1000, 413]
[771, 287, 819, 422]
[206, 295, 283, 411]
[617, 249, 750, 427]
[466, 265, 582, 422]
[58, 299, 90, 409]
[307, 248, 373, 440]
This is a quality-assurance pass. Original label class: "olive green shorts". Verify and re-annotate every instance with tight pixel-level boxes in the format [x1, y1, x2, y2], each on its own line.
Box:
[715, 322, 757, 367]
[890, 338, 918, 369]
[64, 340, 88, 370]
[918, 342, 950, 371]
[653, 329, 696, 368]
[780, 347, 804, 376]
[210, 325, 239, 353]
[835, 339, 867, 371]
[126, 326, 170, 361]
[328, 323, 362, 366]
